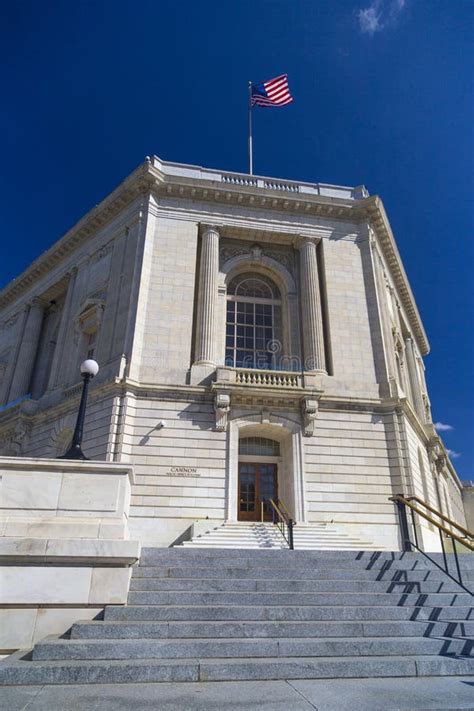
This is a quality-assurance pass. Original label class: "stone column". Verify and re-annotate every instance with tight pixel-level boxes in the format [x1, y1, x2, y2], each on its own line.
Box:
[47, 268, 78, 391]
[194, 225, 219, 366]
[296, 238, 326, 373]
[8, 297, 45, 401]
[405, 336, 425, 420]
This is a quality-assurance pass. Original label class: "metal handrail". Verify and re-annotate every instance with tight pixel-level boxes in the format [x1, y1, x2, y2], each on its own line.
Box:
[390, 495, 474, 551]
[269, 498, 287, 522]
[268, 498, 295, 550]
[404, 495, 474, 541]
[390, 493, 473, 594]
[276, 497, 292, 520]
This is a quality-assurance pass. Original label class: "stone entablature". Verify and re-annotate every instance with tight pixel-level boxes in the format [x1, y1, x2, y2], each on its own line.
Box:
[0, 156, 427, 359]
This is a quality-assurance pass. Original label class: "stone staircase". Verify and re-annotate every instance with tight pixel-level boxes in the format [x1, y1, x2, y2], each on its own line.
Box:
[0, 549, 473, 685]
[180, 521, 380, 549]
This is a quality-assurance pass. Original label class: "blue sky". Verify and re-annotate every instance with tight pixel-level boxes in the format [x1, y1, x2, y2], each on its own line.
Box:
[1, 1, 473, 479]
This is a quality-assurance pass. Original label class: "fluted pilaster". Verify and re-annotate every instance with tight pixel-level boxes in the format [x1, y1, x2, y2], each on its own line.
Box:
[8, 297, 45, 401]
[194, 225, 219, 365]
[405, 336, 425, 420]
[296, 238, 326, 373]
[47, 268, 78, 391]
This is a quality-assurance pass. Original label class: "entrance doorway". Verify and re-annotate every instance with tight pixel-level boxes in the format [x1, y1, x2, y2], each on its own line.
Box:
[238, 462, 278, 521]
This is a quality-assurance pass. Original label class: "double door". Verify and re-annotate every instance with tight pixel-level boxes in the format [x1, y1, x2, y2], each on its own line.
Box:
[238, 462, 278, 522]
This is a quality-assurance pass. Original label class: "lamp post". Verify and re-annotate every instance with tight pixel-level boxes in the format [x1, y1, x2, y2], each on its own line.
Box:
[59, 359, 99, 460]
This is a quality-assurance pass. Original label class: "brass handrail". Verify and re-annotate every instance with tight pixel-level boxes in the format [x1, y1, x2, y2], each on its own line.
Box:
[276, 497, 292, 520]
[269, 498, 287, 523]
[390, 494, 474, 551]
[268, 497, 295, 549]
[404, 495, 473, 540]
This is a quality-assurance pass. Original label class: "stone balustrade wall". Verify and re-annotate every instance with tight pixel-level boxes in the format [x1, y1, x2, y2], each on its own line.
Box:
[0, 457, 139, 653]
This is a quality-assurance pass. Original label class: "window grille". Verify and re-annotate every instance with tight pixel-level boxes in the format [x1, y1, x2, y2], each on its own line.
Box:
[239, 437, 280, 457]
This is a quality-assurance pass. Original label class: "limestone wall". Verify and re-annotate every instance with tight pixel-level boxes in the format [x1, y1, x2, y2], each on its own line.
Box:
[126, 394, 227, 545]
[323, 232, 383, 398]
[462, 486, 474, 531]
[304, 409, 399, 549]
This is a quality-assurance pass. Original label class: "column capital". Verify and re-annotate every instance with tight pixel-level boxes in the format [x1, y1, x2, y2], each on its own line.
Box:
[200, 224, 220, 237]
[293, 235, 318, 250]
[28, 296, 47, 310]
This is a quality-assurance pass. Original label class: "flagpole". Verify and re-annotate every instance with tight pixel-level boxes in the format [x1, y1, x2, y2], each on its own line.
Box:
[248, 80, 253, 175]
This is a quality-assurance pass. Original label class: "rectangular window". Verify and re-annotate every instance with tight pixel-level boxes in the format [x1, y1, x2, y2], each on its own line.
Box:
[225, 299, 281, 370]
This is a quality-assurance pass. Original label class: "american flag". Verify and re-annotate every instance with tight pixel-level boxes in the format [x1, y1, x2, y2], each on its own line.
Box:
[251, 74, 293, 108]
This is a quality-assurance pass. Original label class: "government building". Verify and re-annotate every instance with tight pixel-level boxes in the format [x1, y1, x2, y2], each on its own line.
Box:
[0, 155, 466, 553]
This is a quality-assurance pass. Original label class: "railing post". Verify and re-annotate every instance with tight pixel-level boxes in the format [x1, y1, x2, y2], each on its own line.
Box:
[410, 507, 419, 550]
[288, 519, 295, 550]
[452, 537, 463, 587]
[395, 498, 411, 552]
[439, 528, 448, 573]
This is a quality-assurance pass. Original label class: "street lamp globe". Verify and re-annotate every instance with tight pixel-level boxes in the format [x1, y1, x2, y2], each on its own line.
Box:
[80, 359, 99, 377]
[58, 359, 100, 460]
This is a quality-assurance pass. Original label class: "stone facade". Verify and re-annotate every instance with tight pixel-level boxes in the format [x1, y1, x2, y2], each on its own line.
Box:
[0, 156, 466, 549]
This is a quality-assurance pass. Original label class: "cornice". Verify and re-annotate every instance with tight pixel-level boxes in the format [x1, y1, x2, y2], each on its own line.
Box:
[0, 162, 154, 310]
[363, 197, 429, 355]
[0, 156, 428, 355]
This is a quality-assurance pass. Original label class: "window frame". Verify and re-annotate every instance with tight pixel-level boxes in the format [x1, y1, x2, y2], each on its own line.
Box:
[225, 274, 282, 371]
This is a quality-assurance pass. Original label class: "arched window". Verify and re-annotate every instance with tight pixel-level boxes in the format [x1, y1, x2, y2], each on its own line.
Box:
[225, 273, 281, 370]
[239, 437, 280, 457]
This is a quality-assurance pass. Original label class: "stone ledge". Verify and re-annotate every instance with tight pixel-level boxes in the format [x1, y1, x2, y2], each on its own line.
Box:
[0, 456, 135, 483]
[0, 537, 140, 566]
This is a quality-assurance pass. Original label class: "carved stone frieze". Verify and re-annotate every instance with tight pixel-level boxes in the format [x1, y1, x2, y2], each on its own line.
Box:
[428, 438, 448, 477]
[265, 249, 293, 271]
[0, 418, 32, 455]
[219, 245, 249, 266]
[219, 242, 294, 272]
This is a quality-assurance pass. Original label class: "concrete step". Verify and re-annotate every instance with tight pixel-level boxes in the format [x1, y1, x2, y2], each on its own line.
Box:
[180, 523, 380, 550]
[129, 577, 466, 594]
[195, 655, 474, 681]
[1, 653, 473, 686]
[138, 550, 466, 571]
[140, 548, 474, 562]
[105, 604, 474, 622]
[31, 635, 474, 662]
[71, 618, 474, 640]
[126, 590, 471, 607]
[132, 565, 474, 582]
[142, 549, 392, 562]
[178, 536, 360, 541]
[178, 541, 382, 551]
[183, 536, 372, 544]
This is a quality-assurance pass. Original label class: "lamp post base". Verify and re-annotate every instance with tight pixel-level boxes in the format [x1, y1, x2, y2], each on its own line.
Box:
[58, 445, 89, 460]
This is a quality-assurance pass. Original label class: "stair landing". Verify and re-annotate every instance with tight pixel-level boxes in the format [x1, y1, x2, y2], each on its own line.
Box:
[179, 521, 380, 550]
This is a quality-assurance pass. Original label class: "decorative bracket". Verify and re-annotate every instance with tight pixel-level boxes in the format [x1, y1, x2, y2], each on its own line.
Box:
[301, 396, 319, 437]
[214, 391, 230, 432]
